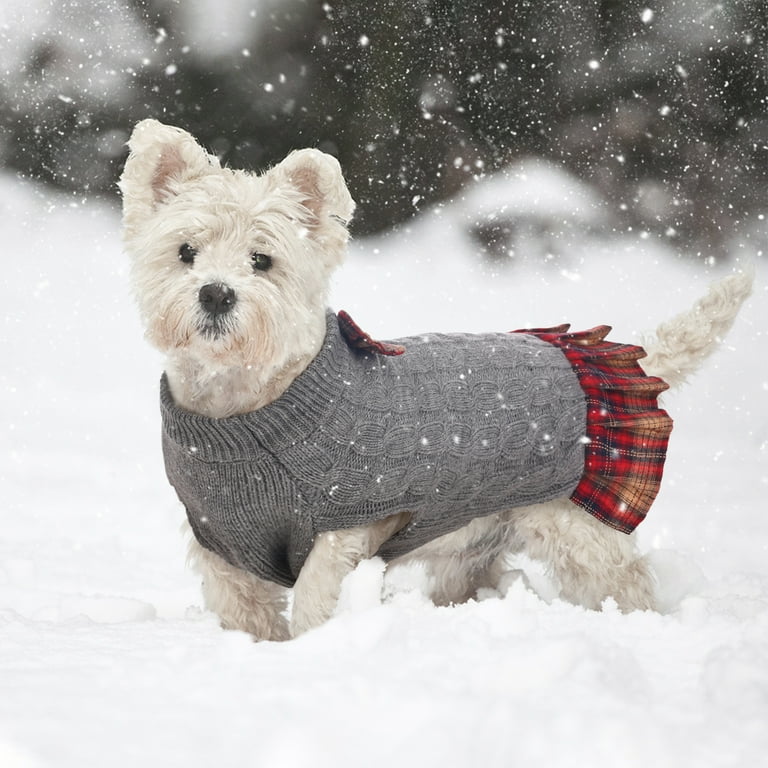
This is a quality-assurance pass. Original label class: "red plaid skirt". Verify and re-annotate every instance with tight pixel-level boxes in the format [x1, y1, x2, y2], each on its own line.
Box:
[513, 324, 673, 533]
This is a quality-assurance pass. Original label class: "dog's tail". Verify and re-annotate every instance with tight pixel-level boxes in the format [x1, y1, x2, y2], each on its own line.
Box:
[641, 267, 755, 389]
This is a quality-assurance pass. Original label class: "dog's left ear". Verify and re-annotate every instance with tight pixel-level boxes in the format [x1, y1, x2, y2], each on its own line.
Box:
[273, 149, 356, 229]
[119, 119, 219, 227]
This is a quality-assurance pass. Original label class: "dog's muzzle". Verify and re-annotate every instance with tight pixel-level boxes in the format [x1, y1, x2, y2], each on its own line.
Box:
[198, 283, 236, 338]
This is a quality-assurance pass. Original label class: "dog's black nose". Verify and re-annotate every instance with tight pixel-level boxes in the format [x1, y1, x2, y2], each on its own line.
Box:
[199, 283, 236, 316]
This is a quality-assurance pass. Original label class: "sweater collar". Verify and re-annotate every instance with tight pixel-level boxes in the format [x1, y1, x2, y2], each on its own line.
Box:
[160, 310, 360, 461]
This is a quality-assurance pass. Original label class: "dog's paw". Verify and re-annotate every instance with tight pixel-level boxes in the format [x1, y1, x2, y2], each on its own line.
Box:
[289, 600, 328, 638]
[290, 577, 339, 637]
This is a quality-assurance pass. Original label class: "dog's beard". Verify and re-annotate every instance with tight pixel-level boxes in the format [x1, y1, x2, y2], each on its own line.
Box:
[144, 280, 319, 376]
[190, 310, 261, 365]
[145, 302, 246, 362]
[196, 312, 236, 341]
[150, 300, 280, 371]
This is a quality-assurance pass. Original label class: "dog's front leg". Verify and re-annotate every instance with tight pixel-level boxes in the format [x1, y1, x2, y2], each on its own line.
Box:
[290, 511, 410, 637]
[187, 533, 290, 641]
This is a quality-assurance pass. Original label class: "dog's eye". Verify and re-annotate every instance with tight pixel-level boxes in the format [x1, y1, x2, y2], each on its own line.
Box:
[179, 243, 197, 264]
[251, 252, 273, 272]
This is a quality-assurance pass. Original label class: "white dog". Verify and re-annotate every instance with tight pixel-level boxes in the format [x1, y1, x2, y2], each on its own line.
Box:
[120, 119, 753, 641]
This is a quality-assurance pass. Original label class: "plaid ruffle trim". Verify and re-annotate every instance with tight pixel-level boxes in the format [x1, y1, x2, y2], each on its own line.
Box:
[513, 325, 673, 534]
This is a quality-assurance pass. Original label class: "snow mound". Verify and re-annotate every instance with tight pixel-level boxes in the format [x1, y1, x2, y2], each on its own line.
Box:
[1, 170, 767, 767]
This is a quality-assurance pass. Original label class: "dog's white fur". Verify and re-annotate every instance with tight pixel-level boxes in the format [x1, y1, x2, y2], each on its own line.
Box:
[120, 119, 754, 640]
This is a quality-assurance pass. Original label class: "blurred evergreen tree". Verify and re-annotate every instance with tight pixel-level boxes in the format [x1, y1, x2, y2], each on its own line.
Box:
[0, 0, 765, 255]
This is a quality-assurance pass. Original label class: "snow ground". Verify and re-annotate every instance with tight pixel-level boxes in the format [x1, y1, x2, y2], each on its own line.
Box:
[1, 166, 767, 768]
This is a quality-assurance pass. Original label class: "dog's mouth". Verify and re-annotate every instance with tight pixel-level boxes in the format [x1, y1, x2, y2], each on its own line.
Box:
[197, 315, 234, 340]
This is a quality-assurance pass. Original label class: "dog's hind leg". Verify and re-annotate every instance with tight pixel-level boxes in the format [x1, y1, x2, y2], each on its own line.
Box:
[187, 533, 291, 641]
[290, 511, 411, 637]
[392, 514, 514, 606]
[508, 500, 657, 612]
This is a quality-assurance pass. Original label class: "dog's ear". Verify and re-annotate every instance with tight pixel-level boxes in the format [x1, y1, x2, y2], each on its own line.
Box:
[273, 149, 355, 229]
[119, 119, 218, 216]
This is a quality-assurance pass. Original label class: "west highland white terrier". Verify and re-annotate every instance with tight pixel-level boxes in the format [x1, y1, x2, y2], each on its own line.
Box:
[120, 119, 753, 641]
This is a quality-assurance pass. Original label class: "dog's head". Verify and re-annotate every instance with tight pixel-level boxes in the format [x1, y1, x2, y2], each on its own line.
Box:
[119, 119, 354, 371]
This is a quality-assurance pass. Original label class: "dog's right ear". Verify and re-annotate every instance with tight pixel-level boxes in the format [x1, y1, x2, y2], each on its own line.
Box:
[272, 149, 355, 229]
[119, 119, 218, 220]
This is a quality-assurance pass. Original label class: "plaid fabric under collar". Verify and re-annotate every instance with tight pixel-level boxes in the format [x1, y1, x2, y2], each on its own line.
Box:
[513, 325, 673, 534]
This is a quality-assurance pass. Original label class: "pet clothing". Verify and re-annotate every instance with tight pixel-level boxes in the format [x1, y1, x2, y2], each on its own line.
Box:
[161, 311, 672, 587]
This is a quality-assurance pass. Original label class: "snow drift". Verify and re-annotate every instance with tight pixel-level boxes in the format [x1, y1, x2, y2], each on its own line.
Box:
[1, 165, 767, 768]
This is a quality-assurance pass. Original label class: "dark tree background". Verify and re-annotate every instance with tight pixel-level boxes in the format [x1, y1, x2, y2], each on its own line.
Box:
[1, 0, 766, 256]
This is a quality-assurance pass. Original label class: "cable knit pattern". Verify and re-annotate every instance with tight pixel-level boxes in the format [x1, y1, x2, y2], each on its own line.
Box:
[161, 312, 587, 586]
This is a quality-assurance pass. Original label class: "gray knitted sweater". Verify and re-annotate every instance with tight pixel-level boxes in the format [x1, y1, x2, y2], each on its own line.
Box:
[161, 312, 587, 587]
